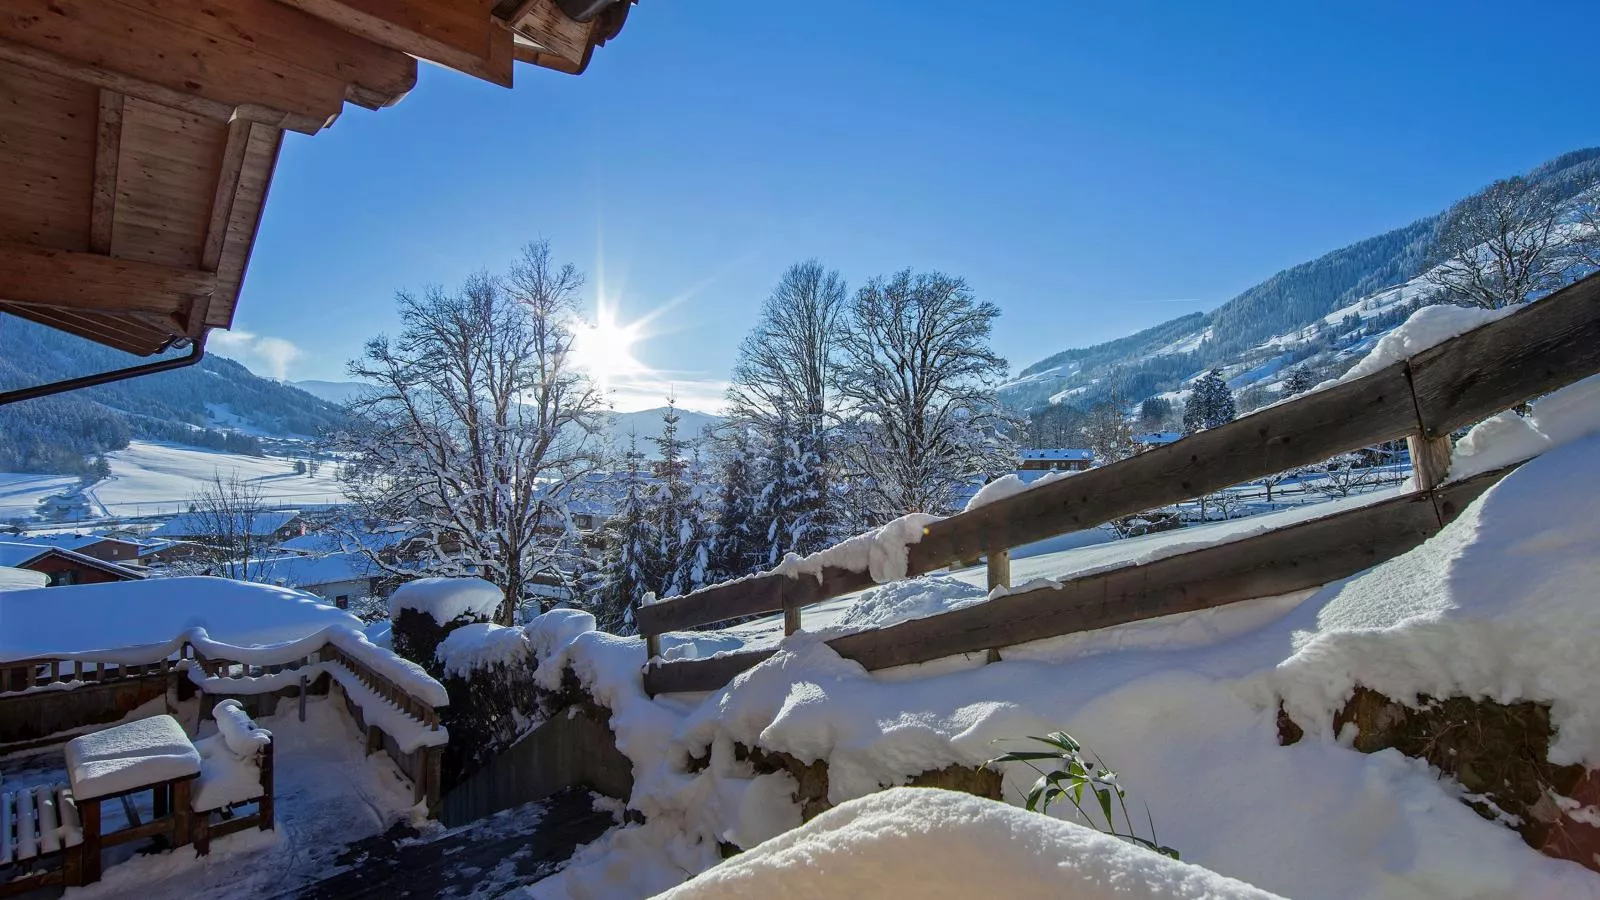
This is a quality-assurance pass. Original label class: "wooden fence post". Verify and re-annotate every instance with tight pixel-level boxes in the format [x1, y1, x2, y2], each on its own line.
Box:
[783, 600, 802, 637]
[985, 551, 1010, 663]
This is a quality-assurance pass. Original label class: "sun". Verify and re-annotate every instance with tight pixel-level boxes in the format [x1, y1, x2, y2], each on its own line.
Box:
[571, 301, 646, 387]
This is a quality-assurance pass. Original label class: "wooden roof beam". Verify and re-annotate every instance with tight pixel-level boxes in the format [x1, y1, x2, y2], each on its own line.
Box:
[0, 242, 215, 317]
[4, 1, 352, 134]
[276, 0, 514, 88]
[88, 90, 124, 256]
[113, 0, 418, 111]
[502, 0, 590, 68]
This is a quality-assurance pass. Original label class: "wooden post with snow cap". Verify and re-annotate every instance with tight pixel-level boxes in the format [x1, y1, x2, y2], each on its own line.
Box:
[1404, 359, 1455, 526]
[985, 551, 1010, 663]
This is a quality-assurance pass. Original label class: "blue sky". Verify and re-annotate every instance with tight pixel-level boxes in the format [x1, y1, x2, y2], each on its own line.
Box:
[230, 0, 1596, 410]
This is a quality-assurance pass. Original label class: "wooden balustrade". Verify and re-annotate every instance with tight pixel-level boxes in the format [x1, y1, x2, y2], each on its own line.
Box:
[638, 270, 1600, 695]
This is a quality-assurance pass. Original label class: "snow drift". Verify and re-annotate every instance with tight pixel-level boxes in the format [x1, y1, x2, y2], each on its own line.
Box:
[658, 788, 1284, 900]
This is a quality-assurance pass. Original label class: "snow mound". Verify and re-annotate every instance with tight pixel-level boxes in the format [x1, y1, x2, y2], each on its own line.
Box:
[436, 622, 532, 678]
[388, 577, 502, 625]
[658, 787, 1284, 900]
[829, 575, 986, 633]
[1338, 303, 1517, 385]
[774, 513, 941, 584]
[1275, 432, 1600, 766]
[963, 470, 1074, 512]
[0, 576, 359, 662]
[1450, 373, 1600, 482]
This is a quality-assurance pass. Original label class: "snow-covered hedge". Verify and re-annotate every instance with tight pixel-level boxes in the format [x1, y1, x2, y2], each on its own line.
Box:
[388, 577, 503, 625]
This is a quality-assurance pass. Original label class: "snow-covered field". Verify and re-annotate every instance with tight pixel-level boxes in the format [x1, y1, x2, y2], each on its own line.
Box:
[0, 471, 78, 521]
[0, 440, 349, 523]
[90, 441, 346, 517]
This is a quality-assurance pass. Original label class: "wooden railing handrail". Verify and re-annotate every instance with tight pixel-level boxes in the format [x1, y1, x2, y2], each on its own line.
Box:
[3, 636, 445, 730]
[637, 272, 1600, 640]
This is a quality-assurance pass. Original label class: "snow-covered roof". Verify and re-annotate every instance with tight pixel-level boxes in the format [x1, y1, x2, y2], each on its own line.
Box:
[389, 576, 502, 624]
[149, 509, 301, 539]
[8, 532, 138, 552]
[1018, 448, 1094, 461]
[0, 565, 47, 592]
[250, 551, 376, 589]
[1134, 431, 1183, 445]
[0, 541, 50, 567]
[0, 576, 359, 662]
[0, 541, 144, 580]
[275, 529, 412, 555]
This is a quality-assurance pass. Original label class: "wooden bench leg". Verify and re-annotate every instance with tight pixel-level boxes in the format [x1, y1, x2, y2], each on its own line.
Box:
[80, 797, 101, 884]
[171, 779, 192, 849]
[153, 782, 169, 820]
[194, 814, 210, 857]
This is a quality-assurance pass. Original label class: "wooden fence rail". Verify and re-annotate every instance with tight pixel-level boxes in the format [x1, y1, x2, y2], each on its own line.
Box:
[637, 270, 1600, 694]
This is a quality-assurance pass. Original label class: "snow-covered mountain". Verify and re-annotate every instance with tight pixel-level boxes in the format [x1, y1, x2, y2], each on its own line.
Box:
[1002, 148, 1600, 417]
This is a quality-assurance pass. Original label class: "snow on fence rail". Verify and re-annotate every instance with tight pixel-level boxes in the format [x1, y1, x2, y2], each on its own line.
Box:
[639, 270, 1600, 695]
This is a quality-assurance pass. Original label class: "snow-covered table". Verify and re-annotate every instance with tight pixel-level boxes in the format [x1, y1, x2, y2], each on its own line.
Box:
[64, 714, 201, 882]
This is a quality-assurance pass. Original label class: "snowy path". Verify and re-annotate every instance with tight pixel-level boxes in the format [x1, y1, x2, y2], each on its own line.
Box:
[288, 789, 615, 899]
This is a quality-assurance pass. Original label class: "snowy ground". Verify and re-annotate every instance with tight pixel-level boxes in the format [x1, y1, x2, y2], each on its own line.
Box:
[0, 441, 349, 524]
[0, 697, 419, 900]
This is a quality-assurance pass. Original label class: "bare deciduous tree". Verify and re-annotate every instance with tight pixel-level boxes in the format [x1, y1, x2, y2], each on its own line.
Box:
[179, 471, 278, 582]
[332, 241, 606, 624]
[836, 269, 1016, 522]
[1083, 399, 1138, 465]
[1426, 177, 1565, 310]
[726, 260, 849, 553]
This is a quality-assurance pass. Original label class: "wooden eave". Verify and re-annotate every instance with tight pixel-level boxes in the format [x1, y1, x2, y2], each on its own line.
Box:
[0, 0, 632, 359]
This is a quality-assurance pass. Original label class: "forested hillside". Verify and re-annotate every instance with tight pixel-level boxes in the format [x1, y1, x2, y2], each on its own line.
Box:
[0, 318, 346, 474]
[1002, 148, 1600, 414]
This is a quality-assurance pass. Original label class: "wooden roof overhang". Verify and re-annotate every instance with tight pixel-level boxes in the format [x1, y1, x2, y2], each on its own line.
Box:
[0, 0, 632, 400]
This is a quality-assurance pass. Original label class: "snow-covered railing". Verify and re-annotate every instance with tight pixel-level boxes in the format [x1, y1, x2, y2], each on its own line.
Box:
[640, 269, 1600, 694]
[1, 625, 450, 808]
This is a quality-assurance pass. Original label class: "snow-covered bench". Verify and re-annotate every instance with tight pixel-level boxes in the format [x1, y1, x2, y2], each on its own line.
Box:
[191, 701, 274, 856]
[0, 783, 86, 896]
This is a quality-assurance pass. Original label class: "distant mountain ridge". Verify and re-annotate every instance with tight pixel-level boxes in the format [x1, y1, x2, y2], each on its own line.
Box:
[291, 380, 723, 459]
[1002, 148, 1600, 414]
[0, 318, 346, 474]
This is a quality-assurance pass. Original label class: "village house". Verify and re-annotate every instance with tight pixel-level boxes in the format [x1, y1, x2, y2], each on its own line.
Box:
[0, 541, 144, 586]
[1018, 448, 1096, 472]
[9, 532, 146, 564]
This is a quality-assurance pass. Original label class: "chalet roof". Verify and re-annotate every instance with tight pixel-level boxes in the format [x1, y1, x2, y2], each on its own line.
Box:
[249, 550, 377, 589]
[10, 532, 138, 553]
[1019, 448, 1095, 461]
[0, 541, 146, 580]
[0, 0, 636, 383]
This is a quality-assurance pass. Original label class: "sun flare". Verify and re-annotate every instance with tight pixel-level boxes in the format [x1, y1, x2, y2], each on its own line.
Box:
[571, 302, 646, 387]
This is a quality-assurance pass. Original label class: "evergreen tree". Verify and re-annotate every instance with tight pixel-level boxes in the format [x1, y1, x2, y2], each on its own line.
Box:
[750, 406, 799, 569]
[1283, 367, 1315, 396]
[707, 423, 760, 583]
[1183, 370, 1237, 434]
[594, 436, 653, 633]
[648, 400, 706, 598]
